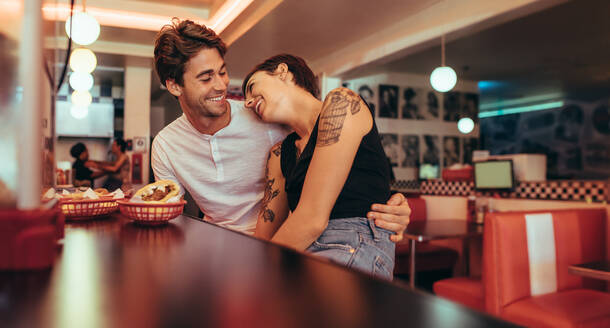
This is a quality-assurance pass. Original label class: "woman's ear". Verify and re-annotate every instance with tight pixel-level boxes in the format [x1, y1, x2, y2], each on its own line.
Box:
[166, 79, 183, 97]
[275, 63, 289, 80]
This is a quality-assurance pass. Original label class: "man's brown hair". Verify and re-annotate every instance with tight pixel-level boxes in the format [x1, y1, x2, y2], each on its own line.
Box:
[154, 18, 227, 87]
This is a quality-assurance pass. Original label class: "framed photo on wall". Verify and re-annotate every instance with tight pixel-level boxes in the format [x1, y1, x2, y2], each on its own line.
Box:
[401, 135, 420, 167]
[379, 84, 398, 118]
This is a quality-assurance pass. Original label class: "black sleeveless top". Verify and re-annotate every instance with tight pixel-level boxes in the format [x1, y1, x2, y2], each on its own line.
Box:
[280, 104, 391, 219]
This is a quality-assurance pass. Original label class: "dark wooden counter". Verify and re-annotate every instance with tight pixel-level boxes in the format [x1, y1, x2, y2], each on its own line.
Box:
[0, 214, 516, 328]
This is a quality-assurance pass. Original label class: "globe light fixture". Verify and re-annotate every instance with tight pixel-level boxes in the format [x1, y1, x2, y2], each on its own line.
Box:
[457, 117, 475, 134]
[430, 35, 457, 93]
[70, 105, 89, 119]
[71, 90, 92, 107]
[69, 71, 94, 91]
[65, 11, 100, 45]
[69, 48, 97, 73]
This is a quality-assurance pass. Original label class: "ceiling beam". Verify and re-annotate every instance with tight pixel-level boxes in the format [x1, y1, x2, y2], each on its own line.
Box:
[311, 0, 567, 77]
[220, 0, 283, 46]
[45, 36, 153, 58]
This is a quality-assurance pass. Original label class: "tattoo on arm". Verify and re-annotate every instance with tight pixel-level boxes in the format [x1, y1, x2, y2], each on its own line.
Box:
[271, 143, 281, 157]
[317, 88, 361, 147]
[261, 165, 280, 222]
[263, 209, 275, 222]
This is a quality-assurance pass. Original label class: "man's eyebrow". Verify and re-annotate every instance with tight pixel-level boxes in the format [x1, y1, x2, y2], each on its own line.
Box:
[195, 64, 226, 79]
[196, 69, 213, 79]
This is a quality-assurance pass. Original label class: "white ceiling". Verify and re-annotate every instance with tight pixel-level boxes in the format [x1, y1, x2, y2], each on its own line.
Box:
[224, 0, 440, 79]
[341, 0, 610, 103]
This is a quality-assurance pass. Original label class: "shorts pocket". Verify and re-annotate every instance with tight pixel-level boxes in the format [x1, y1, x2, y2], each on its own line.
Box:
[311, 229, 359, 252]
[373, 254, 393, 280]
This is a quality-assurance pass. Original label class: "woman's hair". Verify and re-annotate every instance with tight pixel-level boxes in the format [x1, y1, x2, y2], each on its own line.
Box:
[70, 143, 86, 159]
[242, 54, 320, 99]
[114, 138, 127, 152]
[154, 18, 227, 87]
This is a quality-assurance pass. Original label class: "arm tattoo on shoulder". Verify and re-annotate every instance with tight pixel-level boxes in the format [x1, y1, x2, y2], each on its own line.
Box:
[317, 89, 361, 147]
[260, 166, 280, 222]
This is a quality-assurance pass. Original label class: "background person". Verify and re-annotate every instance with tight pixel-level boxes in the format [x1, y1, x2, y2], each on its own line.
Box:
[69, 142, 107, 187]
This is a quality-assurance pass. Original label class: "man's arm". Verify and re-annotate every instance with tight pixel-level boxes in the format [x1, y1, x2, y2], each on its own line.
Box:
[368, 192, 411, 242]
[254, 143, 290, 240]
[151, 138, 184, 196]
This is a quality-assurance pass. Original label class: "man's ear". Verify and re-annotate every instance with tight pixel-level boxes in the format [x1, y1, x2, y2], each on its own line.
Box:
[166, 79, 183, 97]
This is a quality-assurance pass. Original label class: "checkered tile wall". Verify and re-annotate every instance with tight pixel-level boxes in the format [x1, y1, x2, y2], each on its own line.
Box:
[399, 179, 609, 203]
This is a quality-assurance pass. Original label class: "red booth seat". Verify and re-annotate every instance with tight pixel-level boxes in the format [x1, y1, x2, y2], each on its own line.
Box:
[484, 208, 610, 327]
[433, 277, 484, 311]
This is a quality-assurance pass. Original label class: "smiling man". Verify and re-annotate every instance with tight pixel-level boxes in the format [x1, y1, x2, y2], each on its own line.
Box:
[151, 19, 410, 239]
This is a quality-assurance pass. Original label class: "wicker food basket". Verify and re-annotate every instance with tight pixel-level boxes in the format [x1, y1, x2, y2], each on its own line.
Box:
[116, 200, 187, 226]
[60, 198, 120, 220]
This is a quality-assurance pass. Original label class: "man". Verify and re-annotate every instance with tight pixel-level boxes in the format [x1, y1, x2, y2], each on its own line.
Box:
[151, 19, 410, 240]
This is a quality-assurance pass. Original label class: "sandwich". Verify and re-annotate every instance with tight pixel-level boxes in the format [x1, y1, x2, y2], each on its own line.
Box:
[132, 180, 180, 203]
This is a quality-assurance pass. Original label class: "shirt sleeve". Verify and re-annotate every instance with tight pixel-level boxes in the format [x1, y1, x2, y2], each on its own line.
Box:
[151, 137, 185, 196]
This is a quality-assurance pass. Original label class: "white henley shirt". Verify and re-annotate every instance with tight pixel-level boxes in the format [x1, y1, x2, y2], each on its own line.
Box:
[151, 99, 289, 234]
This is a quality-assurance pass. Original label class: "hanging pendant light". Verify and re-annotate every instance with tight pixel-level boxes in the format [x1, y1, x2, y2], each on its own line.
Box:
[457, 117, 475, 134]
[430, 35, 457, 93]
[70, 105, 89, 119]
[69, 71, 94, 91]
[69, 48, 97, 73]
[65, 0, 100, 46]
[71, 90, 92, 107]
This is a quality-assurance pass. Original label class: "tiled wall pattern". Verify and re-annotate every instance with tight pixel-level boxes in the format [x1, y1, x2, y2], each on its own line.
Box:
[403, 179, 609, 203]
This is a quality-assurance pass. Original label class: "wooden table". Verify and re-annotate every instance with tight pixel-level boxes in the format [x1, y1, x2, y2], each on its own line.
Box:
[568, 261, 610, 281]
[404, 220, 484, 288]
[0, 214, 514, 328]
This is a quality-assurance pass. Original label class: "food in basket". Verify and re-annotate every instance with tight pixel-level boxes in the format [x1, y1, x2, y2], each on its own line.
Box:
[43, 187, 125, 201]
[131, 180, 181, 203]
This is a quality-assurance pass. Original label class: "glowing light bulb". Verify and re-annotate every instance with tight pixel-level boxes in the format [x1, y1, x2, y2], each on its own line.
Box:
[69, 72, 94, 91]
[458, 117, 475, 134]
[430, 66, 457, 92]
[69, 48, 97, 73]
[65, 12, 100, 45]
[71, 90, 92, 107]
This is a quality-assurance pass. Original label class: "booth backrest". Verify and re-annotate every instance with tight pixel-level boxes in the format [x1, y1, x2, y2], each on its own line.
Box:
[484, 208, 607, 315]
[406, 198, 427, 222]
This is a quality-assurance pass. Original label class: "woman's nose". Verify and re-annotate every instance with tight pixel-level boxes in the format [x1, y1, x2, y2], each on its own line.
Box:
[245, 96, 257, 108]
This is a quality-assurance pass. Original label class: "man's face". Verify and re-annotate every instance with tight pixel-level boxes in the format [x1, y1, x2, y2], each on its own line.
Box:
[168, 48, 230, 118]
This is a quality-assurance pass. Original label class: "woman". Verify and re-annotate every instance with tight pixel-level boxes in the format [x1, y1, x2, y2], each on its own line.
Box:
[243, 54, 395, 279]
[95, 138, 131, 191]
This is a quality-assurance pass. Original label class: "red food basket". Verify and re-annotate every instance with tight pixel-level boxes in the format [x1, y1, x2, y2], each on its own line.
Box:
[116, 200, 186, 226]
[60, 198, 120, 220]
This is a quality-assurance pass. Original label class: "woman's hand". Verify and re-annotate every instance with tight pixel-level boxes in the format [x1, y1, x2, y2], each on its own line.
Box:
[368, 193, 411, 242]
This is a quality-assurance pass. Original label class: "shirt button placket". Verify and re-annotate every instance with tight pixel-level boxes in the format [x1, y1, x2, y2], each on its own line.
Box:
[210, 137, 224, 181]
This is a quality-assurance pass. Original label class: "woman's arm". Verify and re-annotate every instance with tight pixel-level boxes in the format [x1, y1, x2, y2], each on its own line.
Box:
[254, 143, 290, 240]
[271, 88, 371, 250]
[99, 154, 128, 173]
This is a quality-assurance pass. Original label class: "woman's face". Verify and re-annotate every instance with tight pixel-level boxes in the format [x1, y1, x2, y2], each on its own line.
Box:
[244, 70, 291, 123]
[111, 141, 119, 153]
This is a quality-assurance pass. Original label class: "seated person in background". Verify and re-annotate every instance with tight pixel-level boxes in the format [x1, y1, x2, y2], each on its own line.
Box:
[90, 138, 131, 191]
[244, 54, 396, 280]
[70, 142, 106, 187]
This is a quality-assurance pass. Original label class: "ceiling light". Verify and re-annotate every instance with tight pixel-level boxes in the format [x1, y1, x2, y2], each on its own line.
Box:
[430, 35, 457, 93]
[70, 105, 89, 119]
[69, 72, 94, 91]
[69, 48, 97, 73]
[457, 117, 475, 134]
[65, 11, 100, 45]
[71, 90, 92, 107]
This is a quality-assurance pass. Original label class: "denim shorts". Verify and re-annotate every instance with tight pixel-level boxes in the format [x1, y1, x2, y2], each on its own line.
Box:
[306, 217, 395, 280]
